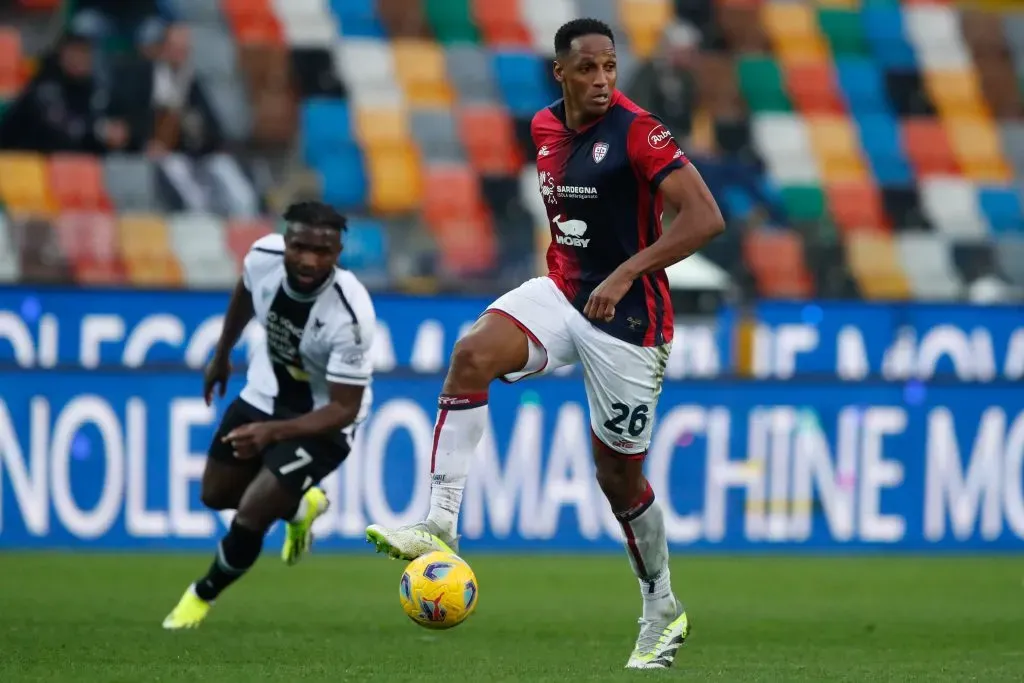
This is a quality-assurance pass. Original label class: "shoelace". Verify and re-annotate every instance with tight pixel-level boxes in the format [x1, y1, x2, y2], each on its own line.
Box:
[634, 618, 665, 654]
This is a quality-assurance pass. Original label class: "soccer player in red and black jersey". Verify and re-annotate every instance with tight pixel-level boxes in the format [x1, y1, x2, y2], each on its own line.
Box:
[367, 18, 723, 668]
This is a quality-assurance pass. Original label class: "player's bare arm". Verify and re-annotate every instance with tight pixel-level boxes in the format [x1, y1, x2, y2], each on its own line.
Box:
[584, 164, 724, 322]
[204, 278, 255, 405]
[225, 382, 365, 459]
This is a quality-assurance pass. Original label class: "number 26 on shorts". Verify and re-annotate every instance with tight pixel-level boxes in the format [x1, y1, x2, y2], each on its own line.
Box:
[603, 402, 649, 437]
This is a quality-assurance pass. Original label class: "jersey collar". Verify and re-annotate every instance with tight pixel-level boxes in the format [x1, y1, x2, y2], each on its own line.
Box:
[282, 269, 336, 302]
[552, 90, 622, 134]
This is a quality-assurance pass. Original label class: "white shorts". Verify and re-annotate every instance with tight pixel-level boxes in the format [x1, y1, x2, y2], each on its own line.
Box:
[485, 276, 671, 456]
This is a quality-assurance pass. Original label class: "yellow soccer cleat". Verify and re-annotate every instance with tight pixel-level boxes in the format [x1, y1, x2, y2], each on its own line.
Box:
[161, 585, 211, 630]
[282, 486, 330, 565]
[625, 598, 690, 669]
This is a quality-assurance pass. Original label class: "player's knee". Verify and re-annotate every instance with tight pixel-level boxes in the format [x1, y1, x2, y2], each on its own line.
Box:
[595, 466, 632, 509]
[200, 486, 236, 511]
[448, 336, 501, 387]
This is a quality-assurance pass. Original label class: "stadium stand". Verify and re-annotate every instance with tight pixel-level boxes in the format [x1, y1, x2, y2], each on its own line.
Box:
[0, 0, 1022, 303]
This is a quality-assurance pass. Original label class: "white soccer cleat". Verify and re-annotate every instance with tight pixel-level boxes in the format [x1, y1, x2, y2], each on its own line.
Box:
[365, 520, 458, 561]
[625, 597, 690, 669]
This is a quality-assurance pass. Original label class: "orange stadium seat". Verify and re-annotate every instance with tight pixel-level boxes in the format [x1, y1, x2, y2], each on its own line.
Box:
[0, 27, 22, 97]
[354, 105, 412, 149]
[0, 153, 53, 215]
[826, 181, 888, 234]
[742, 228, 814, 298]
[944, 116, 1012, 183]
[620, 0, 675, 59]
[226, 219, 274, 268]
[761, 2, 829, 64]
[365, 144, 423, 214]
[118, 214, 183, 287]
[785, 61, 846, 115]
[459, 105, 520, 175]
[49, 154, 111, 211]
[845, 231, 911, 300]
[392, 39, 455, 108]
[902, 118, 960, 177]
[434, 215, 497, 275]
[422, 164, 488, 231]
[54, 212, 124, 285]
[222, 0, 283, 45]
[925, 69, 988, 117]
[472, 0, 532, 48]
[807, 115, 868, 182]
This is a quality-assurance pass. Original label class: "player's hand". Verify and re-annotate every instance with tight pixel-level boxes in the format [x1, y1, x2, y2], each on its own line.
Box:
[584, 270, 633, 322]
[223, 422, 278, 460]
[203, 356, 231, 407]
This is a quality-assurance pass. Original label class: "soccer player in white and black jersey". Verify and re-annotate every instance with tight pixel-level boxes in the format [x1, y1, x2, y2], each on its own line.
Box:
[163, 202, 376, 629]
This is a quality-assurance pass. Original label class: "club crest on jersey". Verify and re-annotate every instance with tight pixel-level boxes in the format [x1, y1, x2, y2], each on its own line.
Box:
[592, 141, 609, 164]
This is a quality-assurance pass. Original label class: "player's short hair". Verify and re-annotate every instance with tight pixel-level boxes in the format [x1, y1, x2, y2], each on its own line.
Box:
[283, 201, 347, 232]
[554, 18, 615, 56]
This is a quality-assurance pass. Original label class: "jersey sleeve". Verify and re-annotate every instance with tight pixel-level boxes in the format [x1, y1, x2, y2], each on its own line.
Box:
[626, 114, 689, 189]
[242, 233, 285, 291]
[326, 276, 377, 386]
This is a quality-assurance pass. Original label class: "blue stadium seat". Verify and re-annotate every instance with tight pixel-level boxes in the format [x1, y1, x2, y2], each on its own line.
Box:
[341, 217, 388, 274]
[861, 7, 917, 70]
[855, 112, 913, 186]
[835, 56, 890, 115]
[301, 99, 354, 166]
[492, 51, 557, 117]
[317, 147, 368, 212]
[329, 0, 385, 38]
[977, 186, 1024, 234]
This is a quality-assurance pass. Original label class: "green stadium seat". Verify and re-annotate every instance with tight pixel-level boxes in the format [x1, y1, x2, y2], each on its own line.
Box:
[781, 185, 828, 224]
[423, 0, 479, 44]
[736, 55, 791, 113]
[818, 8, 868, 56]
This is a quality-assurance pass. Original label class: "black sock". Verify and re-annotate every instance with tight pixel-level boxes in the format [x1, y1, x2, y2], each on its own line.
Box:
[194, 520, 265, 602]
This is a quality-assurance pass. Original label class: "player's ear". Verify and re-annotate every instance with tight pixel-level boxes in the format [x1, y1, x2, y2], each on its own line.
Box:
[553, 58, 564, 84]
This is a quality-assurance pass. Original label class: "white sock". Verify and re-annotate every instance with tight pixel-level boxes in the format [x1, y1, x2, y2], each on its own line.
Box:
[289, 495, 309, 524]
[425, 392, 488, 538]
[616, 483, 676, 620]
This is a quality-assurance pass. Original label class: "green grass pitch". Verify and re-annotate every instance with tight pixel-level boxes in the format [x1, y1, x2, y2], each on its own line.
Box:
[0, 553, 1021, 682]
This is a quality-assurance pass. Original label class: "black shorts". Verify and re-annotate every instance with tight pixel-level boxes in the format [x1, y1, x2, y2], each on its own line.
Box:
[208, 398, 351, 495]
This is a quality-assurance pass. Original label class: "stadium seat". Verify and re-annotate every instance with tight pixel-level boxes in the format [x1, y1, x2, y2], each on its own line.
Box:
[472, 0, 531, 48]
[445, 43, 498, 102]
[433, 215, 497, 276]
[845, 231, 911, 300]
[901, 118, 959, 177]
[925, 69, 988, 117]
[903, 4, 971, 70]
[335, 38, 400, 105]
[328, 0, 386, 37]
[856, 112, 913, 186]
[919, 176, 988, 241]
[0, 153, 52, 215]
[423, 0, 479, 43]
[341, 217, 389, 275]
[0, 213, 20, 282]
[835, 56, 889, 114]
[169, 212, 239, 287]
[944, 117, 1012, 183]
[118, 214, 183, 287]
[104, 155, 159, 212]
[895, 232, 963, 300]
[378, 0, 432, 38]
[273, 0, 338, 47]
[54, 212, 123, 285]
[742, 227, 814, 298]
[784, 61, 845, 115]
[411, 108, 464, 163]
[780, 185, 828, 225]
[619, 0, 675, 60]
[459, 105, 520, 175]
[520, 0, 574, 56]
[226, 218, 274, 267]
[0, 27, 22, 98]
[301, 98, 354, 165]
[364, 145, 423, 214]
[861, 6, 917, 70]
[751, 113, 819, 185]
[826, 180, 888, 233]
[994, 236, 1024, 286]
[807, 115, 869, 183]
[353, 105, 412, 149]
[818, 8, 867, 56]
[492, 50, 555, 117]
[14, 216, 68, 283]
[736, 55, 791, 112]
[48, 154, 111, 212]
[422, 163, 487, 231]
[318, 146, 369, 211]
[761, 1, 828, 64]
[977, 186, 1024, 234]
[392, 39, 455, 108]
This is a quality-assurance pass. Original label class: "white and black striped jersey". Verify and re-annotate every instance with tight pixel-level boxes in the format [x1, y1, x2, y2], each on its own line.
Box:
[239, 233, 375, 436]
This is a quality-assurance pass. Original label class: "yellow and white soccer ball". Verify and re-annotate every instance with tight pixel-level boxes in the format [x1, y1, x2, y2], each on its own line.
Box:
[399, 551, 478, 630]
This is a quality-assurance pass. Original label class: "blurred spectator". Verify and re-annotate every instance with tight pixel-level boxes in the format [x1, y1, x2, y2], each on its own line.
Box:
[627, 20, 701, 147]
[0, 31, 129, 153]
[70, 0, 172, 52]
[108, 23, 223, 157]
